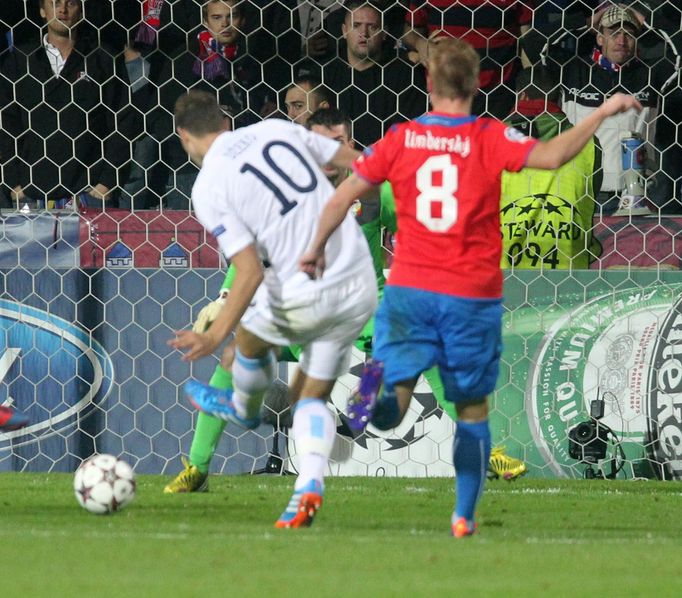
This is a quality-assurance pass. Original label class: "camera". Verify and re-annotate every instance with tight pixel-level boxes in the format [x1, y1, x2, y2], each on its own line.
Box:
[567, 399, 608, 464]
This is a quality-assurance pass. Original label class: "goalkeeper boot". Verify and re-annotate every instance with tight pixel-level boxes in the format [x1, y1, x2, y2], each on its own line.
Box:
[0, 405, 29, 432]
[185, 379, 260, 430]
[346, 359, 383, 432]
[451, 516, 477, 539]
[488, 446, 527, 481]
[163, 457, 208, 494]
[274, 479, 324, 529]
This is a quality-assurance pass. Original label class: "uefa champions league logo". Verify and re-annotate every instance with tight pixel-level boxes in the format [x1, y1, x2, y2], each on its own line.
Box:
[287, 352, 455, 477]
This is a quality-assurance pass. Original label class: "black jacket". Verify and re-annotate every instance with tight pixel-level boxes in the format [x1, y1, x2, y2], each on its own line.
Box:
[323, 48, 428, 148]
[0, 34, 132, 201]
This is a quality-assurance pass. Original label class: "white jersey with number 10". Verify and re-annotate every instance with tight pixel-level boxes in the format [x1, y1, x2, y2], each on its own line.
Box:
[191, 119, 372, 302]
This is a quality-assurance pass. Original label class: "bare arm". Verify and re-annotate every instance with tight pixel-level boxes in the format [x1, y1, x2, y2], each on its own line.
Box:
[300, 173, 375, 278]
[526, 93, 642, 170]
[402, 25, 427, 56]
[169, 243, 264, 361]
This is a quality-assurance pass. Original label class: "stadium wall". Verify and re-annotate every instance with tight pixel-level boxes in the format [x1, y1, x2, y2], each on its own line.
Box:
[2, 212, 681, 480]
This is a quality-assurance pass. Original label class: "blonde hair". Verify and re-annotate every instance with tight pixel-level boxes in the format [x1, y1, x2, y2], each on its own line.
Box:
[427, 38, 480, 101]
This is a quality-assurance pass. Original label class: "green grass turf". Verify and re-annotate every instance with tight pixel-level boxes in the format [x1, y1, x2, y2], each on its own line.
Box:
[2, 474, 681, 597]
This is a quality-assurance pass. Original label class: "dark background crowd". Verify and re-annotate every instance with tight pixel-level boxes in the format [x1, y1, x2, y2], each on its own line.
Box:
[0, 0, 680, 215]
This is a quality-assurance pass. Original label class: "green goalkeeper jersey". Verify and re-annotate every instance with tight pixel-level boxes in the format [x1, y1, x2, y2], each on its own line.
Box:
[219, 181, 396, 294]
[352, 181, 396, 293]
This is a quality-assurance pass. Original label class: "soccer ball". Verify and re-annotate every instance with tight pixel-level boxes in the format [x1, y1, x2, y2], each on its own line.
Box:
[74, 454, 136, 515]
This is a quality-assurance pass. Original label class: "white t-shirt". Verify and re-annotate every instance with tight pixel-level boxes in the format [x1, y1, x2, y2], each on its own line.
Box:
[192, 119, 372, 303]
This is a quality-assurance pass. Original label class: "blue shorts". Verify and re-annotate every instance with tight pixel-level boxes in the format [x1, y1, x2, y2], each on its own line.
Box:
[373, 286, 503, 403]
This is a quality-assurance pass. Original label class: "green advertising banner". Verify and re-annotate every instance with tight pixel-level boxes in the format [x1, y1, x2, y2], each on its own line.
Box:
[493, 270, 682, 480]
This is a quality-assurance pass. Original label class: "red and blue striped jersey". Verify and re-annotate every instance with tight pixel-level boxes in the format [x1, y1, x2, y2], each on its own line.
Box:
[407, 1, 533, 90]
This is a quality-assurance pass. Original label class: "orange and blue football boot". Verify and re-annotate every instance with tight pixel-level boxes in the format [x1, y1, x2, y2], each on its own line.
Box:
[275, 480, 324, 529]
[451, 516, 477, 538]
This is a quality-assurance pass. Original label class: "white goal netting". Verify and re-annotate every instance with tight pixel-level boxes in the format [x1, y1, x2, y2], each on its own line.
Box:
[1, 0, 682, 480]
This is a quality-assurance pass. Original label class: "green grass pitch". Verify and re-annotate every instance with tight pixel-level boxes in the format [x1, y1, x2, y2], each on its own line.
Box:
[2, 474, 681, 597]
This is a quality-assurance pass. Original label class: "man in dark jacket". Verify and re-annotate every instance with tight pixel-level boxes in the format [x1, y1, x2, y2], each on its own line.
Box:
[150, 0, 278, 208]
[323, 0, 427, 148]
[0, 0, 131, 209]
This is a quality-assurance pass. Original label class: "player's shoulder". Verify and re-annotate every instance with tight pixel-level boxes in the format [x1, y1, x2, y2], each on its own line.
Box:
[254, 117, 301, 136]
[387, 120, 413, 137]
[364, 120, 410, 153]
[252, 118, 315, 147]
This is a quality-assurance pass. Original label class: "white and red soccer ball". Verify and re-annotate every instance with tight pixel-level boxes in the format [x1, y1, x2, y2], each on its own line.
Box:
[74, 454, 136, 515]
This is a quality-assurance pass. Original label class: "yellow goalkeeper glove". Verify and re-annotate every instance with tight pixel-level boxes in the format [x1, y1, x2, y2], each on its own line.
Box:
[192, 290, 228, 333]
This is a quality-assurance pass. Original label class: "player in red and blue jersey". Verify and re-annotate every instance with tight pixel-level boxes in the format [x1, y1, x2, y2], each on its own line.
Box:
[301, 38, 641, 537]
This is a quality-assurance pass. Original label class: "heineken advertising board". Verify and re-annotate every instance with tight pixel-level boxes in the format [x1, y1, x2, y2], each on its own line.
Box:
[493, 270, 682, 480]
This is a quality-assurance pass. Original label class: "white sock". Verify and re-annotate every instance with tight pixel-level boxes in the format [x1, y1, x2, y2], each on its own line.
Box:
[232, 349, 276, 420]
[291, 398, 335, 491]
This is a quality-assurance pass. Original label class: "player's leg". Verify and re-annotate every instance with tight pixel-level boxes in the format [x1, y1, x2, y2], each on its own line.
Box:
[347, 286, 437, 431]
[169, 343, 302, 493]
[276, 273, 377, 528]
[274, 370, 336, 529]
[189, 366, 232, 476]
[422, 367, 456, 420]
[184, 327, 277, 428]
[424, 367, 527, 481]
[450, 398, 490, 538]
[0, 405, 29, 432]
[439, 297, 503, 538]
[230, 325, 278, 420]
[166, 340, 238, 492]
[164, 364, 231, 493]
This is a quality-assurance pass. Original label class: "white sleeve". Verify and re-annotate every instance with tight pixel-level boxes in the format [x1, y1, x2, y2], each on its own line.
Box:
[295, 125, 341, 165]
[192, 178, 254, 260]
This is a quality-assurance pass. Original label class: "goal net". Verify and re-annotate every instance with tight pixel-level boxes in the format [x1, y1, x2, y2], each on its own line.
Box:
[1, 0, 681, 480]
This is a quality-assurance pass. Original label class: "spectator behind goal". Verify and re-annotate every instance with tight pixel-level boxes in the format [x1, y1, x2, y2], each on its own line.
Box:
[0, 0, 131, 209]
[154, 0, 276, 209]
[323, 0, 428, 149]
[500, 67, 602, 270]
[402, 0, 533, 119]
[522, 3, 682, 214]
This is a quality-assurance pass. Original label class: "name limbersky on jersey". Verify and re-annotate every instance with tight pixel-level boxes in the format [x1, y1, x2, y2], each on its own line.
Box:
[403, 129, 472, 157]
[399, 126, 529, 157]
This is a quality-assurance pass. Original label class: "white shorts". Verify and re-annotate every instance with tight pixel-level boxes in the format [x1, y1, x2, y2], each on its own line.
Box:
[240, 271, 378, 380]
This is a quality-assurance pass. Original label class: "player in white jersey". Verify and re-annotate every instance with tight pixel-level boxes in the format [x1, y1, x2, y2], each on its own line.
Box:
[169, 90, 377, 528]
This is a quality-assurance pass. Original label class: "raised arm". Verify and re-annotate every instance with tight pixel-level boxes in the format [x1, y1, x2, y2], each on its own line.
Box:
[526, 93, 642, 170]
[300, 173, 376, 279]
